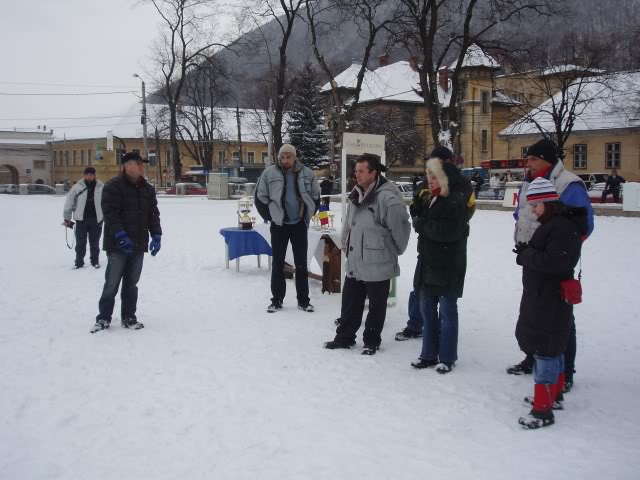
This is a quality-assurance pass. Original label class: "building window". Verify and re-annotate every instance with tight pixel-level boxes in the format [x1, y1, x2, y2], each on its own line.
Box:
[247, 151, 255, 163]
[33, 160, 46, 169]
[232, 151, 240, 162]
[481, 91, 490, 114]
[115, 148, 126, 164]
[96, 148, 104, 161]
[54, 151, 58, 166]
[521, 146, 529, 158]
[218, 151, 225, 164]
[72, 150, 77, 166]
[165, 151, 171, 167]
[481, 130, 488, 152]
[605, 143, 621, 169]
[148, 149, 156, 166]
[573, 144, 587, 169]
[87, 149, 92, 165]
[80, 150, 86, 165]
[261, 152, 269, 163]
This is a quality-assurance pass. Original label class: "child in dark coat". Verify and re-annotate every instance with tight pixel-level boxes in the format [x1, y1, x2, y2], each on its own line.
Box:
[514, 177, 588, 429]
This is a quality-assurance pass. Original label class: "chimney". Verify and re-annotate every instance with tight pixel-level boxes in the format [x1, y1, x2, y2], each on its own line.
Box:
[438, 66, 449, 92]
[378, 52, 390, 67]
[409, 55, 418, 71]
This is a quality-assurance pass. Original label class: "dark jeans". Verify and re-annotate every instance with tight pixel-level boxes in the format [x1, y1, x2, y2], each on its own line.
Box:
[521, 316, 577, 376]
[75, 218, 102, 267]
[97, 251, 145, 321]
[601, 189, 621, 203]
[406, 289, 438, 333]
[419, 288, 459, 364]
[335, 276, 391, 347]
[270, 221, 309, 305]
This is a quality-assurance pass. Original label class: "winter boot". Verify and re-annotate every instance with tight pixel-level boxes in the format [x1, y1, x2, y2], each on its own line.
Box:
[267, 301, 283, 313]
[395, 327, 422, 341]
[506, 358, 533, 375]
[361, 344, 379, 356]
[298, 303, 315, 313]
[518, 383, 555, 429]
[121, 317, 144, 330]
[563, 373, 574, 393]
[90, 319, 110, 333]
[436, 362, 455, 374]
[411, 358, 438, 369]
[323, 339, 355, 350]
[91, 263, 100, 269]
[555, 373, 566, 404]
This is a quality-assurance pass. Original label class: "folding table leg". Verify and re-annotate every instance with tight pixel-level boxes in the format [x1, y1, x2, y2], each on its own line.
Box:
[225, 244, 229, 269]
[236, 257, 240, 272]
[257, 255, 261, 268]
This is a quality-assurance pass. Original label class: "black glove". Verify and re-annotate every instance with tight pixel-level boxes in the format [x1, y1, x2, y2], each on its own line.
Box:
[512, 241, 529, 255]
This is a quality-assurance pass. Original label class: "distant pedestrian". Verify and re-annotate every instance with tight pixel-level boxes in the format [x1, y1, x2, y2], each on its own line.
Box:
[490, 173, 501, 199]
[601, 169, 625, 203]
[63, 167, 104, 269]
[320, 177, 332, 209]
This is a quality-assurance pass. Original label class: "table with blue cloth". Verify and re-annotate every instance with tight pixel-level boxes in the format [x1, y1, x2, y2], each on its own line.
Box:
[219, 227, 272, 271]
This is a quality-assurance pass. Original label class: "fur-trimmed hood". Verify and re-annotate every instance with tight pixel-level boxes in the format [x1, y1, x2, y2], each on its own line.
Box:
[426, 157, 450, 197]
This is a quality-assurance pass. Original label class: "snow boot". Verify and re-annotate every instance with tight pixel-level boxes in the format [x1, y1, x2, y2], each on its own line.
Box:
[395, 327, 422, 341]
[267, 301, 283, 313]
[361, 345, 379, 356]
[436, 362, 455, 374]
[563, 374, 574, 393]
[323, 339, 355, 350]
[121, 317, 144, 330]
[519, 383, 555, 429]
[411, 358, 438, 369]
[506, 358, 533, 375]
[555, 373, 566, 403]
[298, 303, 315, 313]
[91, 263, 100, 269]
[90, 319, 110, 333]
[73, 264, 84, 270]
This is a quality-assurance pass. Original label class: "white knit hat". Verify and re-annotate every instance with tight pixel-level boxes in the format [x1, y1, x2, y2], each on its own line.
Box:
[527, 177, 559, 204]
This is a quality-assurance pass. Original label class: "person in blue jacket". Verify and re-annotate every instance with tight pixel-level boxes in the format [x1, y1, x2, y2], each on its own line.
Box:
[506, 138, 594, 393]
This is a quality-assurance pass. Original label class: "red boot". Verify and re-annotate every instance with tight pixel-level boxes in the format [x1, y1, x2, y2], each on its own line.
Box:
[519, 383, 555, 429]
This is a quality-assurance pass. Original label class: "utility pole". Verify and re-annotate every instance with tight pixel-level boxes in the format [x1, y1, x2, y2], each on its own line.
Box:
[267, 98, 273, 166]
[155, 127, 162, 187]
[235, 103, 243, 176]
[133, 74, 148, 160]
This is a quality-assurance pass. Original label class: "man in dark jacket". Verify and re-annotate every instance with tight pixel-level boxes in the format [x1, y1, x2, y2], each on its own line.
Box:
[601, 169, 625, 203]
[90, 152, 162, 333]
[320, 177, 333, 209]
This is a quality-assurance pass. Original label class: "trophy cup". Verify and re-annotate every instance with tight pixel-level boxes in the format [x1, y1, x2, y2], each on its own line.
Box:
[237, 196, 254, 230]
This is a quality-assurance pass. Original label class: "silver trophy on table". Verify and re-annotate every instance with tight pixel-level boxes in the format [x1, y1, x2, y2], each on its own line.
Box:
[237, 196, 254, 230]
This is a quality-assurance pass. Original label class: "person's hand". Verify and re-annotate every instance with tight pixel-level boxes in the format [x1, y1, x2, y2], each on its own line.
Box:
[63, 219, 74, 228]
[512, 241, 529, 255]
[150, 234, 161, 257]
[114, 230, 134, 254]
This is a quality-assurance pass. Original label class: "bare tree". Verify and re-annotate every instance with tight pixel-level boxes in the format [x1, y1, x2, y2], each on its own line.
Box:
[147, 0, 235, 179]
[499, 32, 612, 159]
[389, 0, 560, 151]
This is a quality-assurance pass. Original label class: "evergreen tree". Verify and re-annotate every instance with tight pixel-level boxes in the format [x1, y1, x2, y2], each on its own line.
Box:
[288, 62, 329, 168]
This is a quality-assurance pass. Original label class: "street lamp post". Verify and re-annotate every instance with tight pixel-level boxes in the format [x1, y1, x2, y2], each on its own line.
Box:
[133, 74, 149, 161]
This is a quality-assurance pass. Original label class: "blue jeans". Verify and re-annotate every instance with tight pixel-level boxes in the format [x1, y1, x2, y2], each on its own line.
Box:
[407, 290, 439, 334]
[533, 354, 564, 384]
[419, 288, 459, 363]
[97, 252, 144, 321]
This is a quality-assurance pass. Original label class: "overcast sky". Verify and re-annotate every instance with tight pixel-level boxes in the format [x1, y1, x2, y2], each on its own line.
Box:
[0, 0, 196, 137]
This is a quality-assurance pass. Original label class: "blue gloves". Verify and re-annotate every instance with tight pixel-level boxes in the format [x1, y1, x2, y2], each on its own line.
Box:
[114, 230, 134, 254]
[150, 234, 161, 257]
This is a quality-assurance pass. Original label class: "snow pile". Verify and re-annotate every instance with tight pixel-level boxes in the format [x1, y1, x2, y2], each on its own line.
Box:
[1, 195, 639, 479]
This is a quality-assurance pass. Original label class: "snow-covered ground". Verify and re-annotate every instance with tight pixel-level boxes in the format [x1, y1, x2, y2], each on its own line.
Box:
[1, 195, 639, 480]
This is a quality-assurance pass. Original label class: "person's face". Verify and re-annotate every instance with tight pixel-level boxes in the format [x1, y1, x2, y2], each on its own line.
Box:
[526, 155, 551, 177]
[355, 161, 377, 188]
[428, 172, 440, 192]
[280, 153, 295, 170]
[611, 169, 617, 176]
[83, 173, 96, 182]
[124, 160, 145, 179]
[531, 202, 545, 218]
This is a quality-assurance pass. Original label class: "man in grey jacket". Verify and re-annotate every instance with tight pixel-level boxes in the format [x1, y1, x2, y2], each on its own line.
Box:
[324, 154, 411, 355]
[63, 167, 104, 269]
[254, 144, 321, 313]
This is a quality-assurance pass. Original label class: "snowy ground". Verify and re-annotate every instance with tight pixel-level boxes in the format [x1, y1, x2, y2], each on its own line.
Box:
[1, 195, 639, 480]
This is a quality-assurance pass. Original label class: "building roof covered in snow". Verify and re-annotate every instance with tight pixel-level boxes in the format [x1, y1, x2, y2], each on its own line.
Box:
[0, 131, 51, 145]
[320, 63, 369, 92]
[499, 71, 640, 136]
[450, 44, 499, 70]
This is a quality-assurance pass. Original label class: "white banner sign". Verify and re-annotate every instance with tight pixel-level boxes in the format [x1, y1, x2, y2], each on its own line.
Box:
[106, 130, 114, 151]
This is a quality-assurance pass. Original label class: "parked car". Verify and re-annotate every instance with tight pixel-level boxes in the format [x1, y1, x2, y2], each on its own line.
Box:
[0, 184, 18, 194]
[476, 183, 505, 200]
[165, 182, 207, 195]
[394, 181, 415, 200]
[577, 173, 607, 190]
[27, 184, 56, 195]
[588, 182, 623, 203]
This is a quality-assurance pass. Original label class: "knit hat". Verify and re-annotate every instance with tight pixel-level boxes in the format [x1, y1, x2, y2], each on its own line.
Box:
[121, 151, 148, 164]
[527, 177, 559, 204]
[84, 167, 96, 175]
[429, 146, 454, 162]
[526, 138, 559, 164]
[278, 144, 297, 158]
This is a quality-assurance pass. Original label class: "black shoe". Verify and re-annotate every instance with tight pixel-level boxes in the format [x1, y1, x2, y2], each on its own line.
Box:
[298, 303, 315, 313]
[323, 340, 355, 350]
[91, 263, 100, 269]
[563, 376, 574, 393]
[121, 317, 144, 330]
[73, 264, 84, 270]
[506, 359, 533, 375]
[518, 409, 555, 429]
[395, 327, 422, 341]
[267, 301, 283, 313]
[334, 318, 341, 326]
[436, 362, 455, 374]
[361, 344, 379, 355]
[524, 396, 564, 410]
[411, 358, 438, 369]
[90, 319, 110, 333]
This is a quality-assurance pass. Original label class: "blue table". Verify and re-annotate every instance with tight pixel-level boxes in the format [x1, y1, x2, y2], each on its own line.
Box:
[219, 227, 272, 271]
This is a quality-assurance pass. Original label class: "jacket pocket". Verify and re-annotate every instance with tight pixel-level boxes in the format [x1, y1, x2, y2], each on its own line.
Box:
[362, 232, 392, 264]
